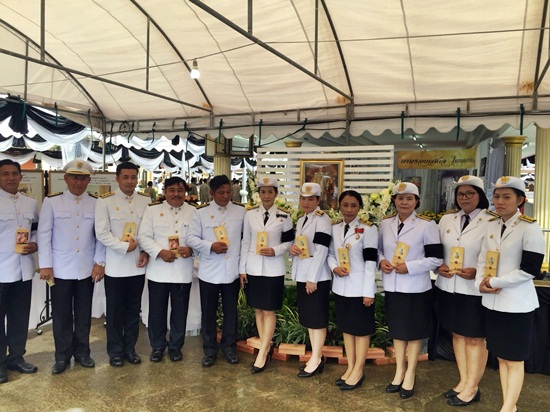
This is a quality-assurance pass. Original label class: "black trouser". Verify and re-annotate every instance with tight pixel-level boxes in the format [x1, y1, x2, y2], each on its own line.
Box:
[199, 278, 239, 357]
[104, 274, 145, 358]
[50, 277, 94, 362]
[147, 280, 192, 352]
[0, 280, 32, 367]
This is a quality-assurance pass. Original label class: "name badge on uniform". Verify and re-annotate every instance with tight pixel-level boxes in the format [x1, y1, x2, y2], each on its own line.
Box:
[295, 235, 310, 259]
[337, 248, 350, 271]
[392, 242, 409, 266]
[214, 225, 229, 246]
[256, 231, 268, 254]
[121, 222, 136, 242]
[484, 251, 499, 277]
[449, 246, 464, 274]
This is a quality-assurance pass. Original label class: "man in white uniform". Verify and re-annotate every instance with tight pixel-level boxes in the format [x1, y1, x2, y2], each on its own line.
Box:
[95, 162, 150, 367]
[187, 175, 245, 367]
[38, 159, 106, 374]
[0, 160, 39, 384]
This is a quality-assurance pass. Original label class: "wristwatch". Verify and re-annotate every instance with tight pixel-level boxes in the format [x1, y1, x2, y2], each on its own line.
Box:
[95, 262, 106, 268]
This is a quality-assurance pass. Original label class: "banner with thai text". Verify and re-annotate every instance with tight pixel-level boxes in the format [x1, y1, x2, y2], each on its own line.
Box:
[396, 147, 477, 169]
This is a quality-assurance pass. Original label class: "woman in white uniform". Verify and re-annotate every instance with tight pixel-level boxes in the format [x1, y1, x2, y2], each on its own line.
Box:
[239, 177, 294, 373]
[436, 175, 494, 406]
[475, 176, 545, 412]
[378, 182, 443, 399]
[289, 183, 332, 378]
[328, 190, 378, 390]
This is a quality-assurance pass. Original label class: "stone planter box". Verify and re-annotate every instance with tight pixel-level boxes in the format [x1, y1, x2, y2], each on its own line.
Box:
[236, 340, 257, 354]
[278, 343, 306, 356]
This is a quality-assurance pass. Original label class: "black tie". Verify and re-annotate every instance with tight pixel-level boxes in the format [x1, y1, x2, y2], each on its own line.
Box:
[344, 224, 350, 236]
[501, 223, 506, 237]
[462, 215, 470, 233]
[302, 216, 308, 228]
[263, 211, 269, 225]
[397, 222, 404, 234]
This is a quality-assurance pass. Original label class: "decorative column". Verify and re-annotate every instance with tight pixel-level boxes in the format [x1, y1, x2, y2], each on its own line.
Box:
[502, 136, 526, 177]
[213, 155, 231, 178]
[534, 128, 550, 272]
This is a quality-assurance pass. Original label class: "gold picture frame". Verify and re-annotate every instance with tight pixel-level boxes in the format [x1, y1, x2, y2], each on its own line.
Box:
[299, 159, 344, 210]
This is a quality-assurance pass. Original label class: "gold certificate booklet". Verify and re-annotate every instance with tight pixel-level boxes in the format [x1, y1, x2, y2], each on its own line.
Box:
[391, 242, 409, 266]
[256, 231, 268, 254]
[295, 235, 310, 259]
[449, 246, 465, 273]
[121, 222, 137, 242]
[337, 248, 351, 271]
[168, 235, 180, 257]
[485, 251, 499, 277]
[214, 225, 229, 246]
[15, 228, 29, 253]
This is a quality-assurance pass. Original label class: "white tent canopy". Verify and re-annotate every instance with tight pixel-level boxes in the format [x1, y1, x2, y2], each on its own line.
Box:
[1, 1, 549, 148]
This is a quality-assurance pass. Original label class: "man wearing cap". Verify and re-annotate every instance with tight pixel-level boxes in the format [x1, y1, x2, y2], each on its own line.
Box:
[0, 160, 39, 384]
[289, 182, 333, 377]
[138, 176, 198, 363]
[186, 174, 246, 367]
[95, 162, 150, 367]
[38, 159, 106, 374]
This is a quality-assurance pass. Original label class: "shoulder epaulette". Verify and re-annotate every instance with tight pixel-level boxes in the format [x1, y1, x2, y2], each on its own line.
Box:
[489, 216, 501, 222]
[277, 207, 289, 214]
[148, 201, 162, 207]
[248, 204, 260, 210]
[196, 202, 209, 209]
[332, 218, 343, 225]
[383, 211, 397, 220]
[315, 210, 325, 216]
[47, 192, 63, 198]
[19, 191, 35, 199]
[519, 215, 536, 223]
[100, 191, 115, 199]
[359, 217, 373, 226]
[88, 193, 99, 199]
[137, 191, 149, 197]
[484, 209, 500, 218]
[416, 213, 432, 221]
[444, 209, 458, 215]
[232, 201, 245, 207]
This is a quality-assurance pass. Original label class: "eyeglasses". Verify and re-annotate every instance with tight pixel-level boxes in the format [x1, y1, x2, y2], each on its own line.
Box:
[456, 191, 477, 199]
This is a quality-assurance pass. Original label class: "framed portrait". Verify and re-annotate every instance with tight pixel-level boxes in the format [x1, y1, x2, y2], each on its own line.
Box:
[299, 159, 344, 210]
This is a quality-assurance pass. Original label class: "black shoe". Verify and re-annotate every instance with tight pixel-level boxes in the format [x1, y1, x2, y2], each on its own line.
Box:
[169, 350, 183, 362]
[0, 365, 8, 383]
[335, 378, 345, 386]
[222, 351, 239, 365]
[150, 349, 164, 363]
[251, 346, 273, 374]
[76, 356, 95, 368]
[109, 357, 124, 367]
[124, 352, 141, 365]
[52, 361, 67, 375]
[447, 390, 481, 407]
[201, 355, 216, 367]
[386, 381, 403, 393]
[444, 388, 460, 399]
[8, 361, 38, 374]
[340, 374, 366, 391]
[400, 383, 415, 399]
[299, 363, 306, 371]
[297, 358, 325, 378]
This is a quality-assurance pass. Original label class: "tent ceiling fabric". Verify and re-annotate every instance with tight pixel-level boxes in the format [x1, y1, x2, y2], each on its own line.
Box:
[0, 0, 549, 142]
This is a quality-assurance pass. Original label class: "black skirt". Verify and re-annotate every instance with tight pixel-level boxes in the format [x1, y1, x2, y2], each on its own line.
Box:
[334, 293, 375, 336]
[296, 280, 330, 329]
[436, 288, 485, 338]
[245, 275, 284, 311]
[385, 289, 433, 341]
[485, 308, 534, 361]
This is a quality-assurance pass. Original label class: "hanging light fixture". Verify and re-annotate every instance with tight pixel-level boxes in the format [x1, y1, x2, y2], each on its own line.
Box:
[190, 59, 200, 79]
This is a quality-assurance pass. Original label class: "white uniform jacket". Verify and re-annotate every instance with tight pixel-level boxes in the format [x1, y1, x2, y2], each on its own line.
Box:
[38, 191, 106, 280]
[239, 205, 294, 277]
[436, 208, 495, 296]
[291, 208, 332, 283]
[378, 212, 443, 293]
[475, 211, 545, 313]
[94, 188, 150, 277]
[0, 189, 38, 283]
[328, 216, 378, 298]
[186, 201, 245, 284]
[138, 201, 197, 284]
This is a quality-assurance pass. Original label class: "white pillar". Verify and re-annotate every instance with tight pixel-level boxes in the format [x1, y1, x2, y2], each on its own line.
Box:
[502, 136, 526, 177]
[213, 155, 231, 178]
